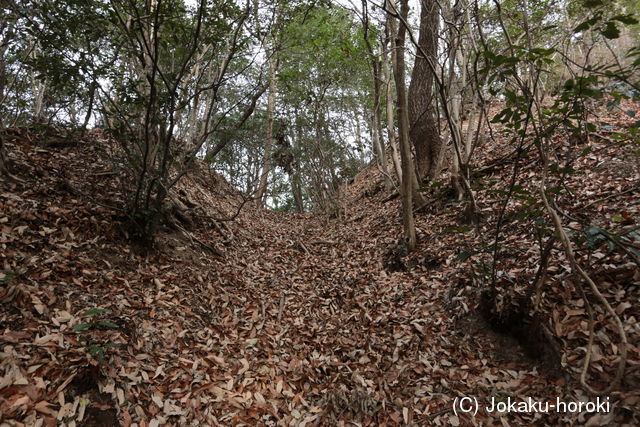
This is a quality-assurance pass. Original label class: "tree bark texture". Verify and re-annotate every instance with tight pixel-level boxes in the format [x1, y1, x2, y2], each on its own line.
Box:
[408, 0, 444, 181]
[391, 0, 416, 251]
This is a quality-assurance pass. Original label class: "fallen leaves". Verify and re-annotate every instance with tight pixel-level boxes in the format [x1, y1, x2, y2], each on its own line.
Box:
[1, 110, 639, 426]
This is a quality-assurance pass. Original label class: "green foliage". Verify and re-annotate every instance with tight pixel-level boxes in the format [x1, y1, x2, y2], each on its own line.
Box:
[211, 3, 372, 211]
[479, 0, 563, 53]
[480, 0, 640, 294]
[575, 224, 640, 258]
[456, 250, 475, 262]
[0, 268, 27, 288]
[1, 0, 258, 237]
[572, 0, 638, 39]
[274, 6, 372, 210]
[74, 308, 121, 363]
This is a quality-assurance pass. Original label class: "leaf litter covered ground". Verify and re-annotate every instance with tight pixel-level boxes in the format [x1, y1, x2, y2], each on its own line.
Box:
[1, 102, 639, 426]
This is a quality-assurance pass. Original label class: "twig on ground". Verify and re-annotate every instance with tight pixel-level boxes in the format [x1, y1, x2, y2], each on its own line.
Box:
[540, 178, 628, 395]
[583, 185, 639, 209]
[277, 295, 286, 323]
[175, 222, 224, 258]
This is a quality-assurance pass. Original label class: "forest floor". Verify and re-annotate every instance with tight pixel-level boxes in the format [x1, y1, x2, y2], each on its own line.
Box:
[1, 100, 639, 426]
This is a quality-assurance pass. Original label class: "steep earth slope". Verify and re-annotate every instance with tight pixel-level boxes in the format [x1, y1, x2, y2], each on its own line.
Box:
[1, 112, 639, 426]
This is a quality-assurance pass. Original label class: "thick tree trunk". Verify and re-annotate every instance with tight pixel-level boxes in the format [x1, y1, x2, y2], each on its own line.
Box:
[390, 0, 416, 251]
[408, 0, 444, 181]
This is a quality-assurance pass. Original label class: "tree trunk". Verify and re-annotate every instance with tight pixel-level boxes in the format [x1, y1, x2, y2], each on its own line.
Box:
[443, 0, 465, 200]
[390, 0, 416, 251]
[290, 170, 304, 212]
[30, 40, 48, 122]
[362, 21, 393, 190]
[290, 110, 305, 212]
[371, 90, 391, 189]
[256, 52, 278, 204]
[408, 0, 444, 181]
[81, 80, 97, 135]
[382, 27, 402, 183]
